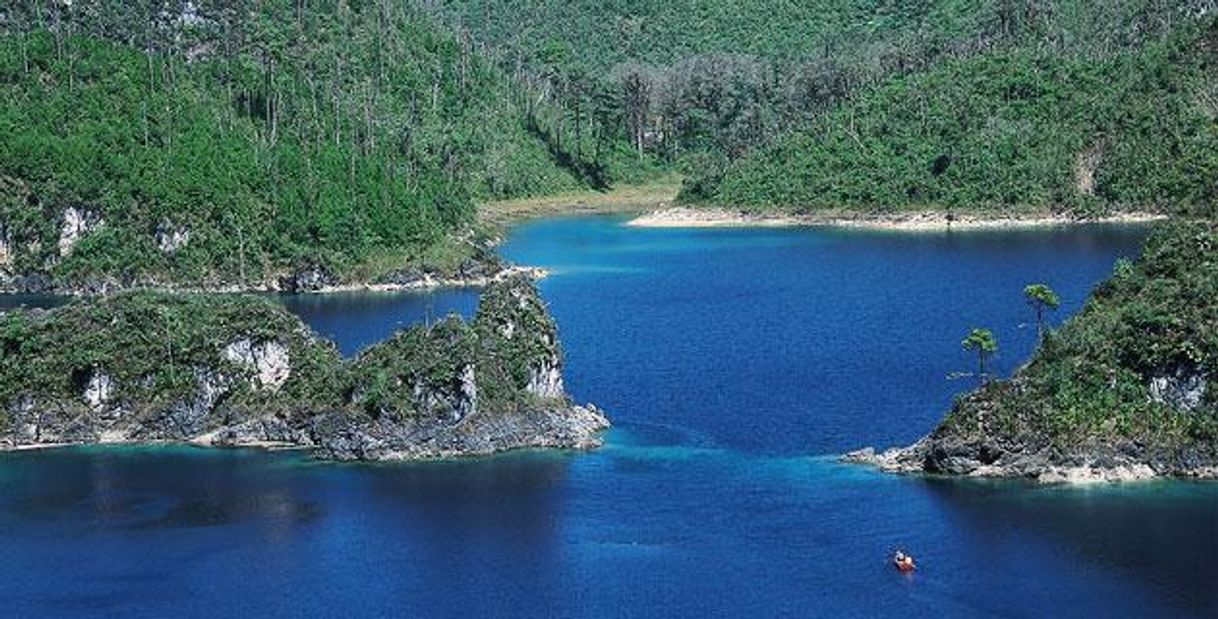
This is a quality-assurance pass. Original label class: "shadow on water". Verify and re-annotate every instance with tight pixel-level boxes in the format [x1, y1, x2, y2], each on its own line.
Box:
[354, 452, 572, 552]
[0, 447, 324, 533]
[920, 477, 1218, 616]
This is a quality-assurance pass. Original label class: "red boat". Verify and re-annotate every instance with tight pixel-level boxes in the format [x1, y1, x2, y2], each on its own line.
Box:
[893, 551, 916, 572]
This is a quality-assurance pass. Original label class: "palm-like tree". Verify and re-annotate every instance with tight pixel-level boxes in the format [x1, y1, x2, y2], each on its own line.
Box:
[1023, 283, 1061, 341]
[962, 328, 998, 384]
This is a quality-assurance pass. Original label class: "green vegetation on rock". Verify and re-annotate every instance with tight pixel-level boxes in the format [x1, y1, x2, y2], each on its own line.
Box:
[938, 221, 1217, 463]
[0, 275, 597, 457]
[0, 291, 344, 434]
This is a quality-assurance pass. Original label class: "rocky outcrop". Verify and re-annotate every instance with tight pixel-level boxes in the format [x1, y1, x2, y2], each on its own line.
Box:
[310, 404, 609, 461]
[277, 263, 338, 293]
[223, 339, 291, 391]
[0, 276, 608, 460]
[843, 437, 1218, 484]
[0, 222, 11, 268]
[845, 222, 1218, 484]
[156, 221, 191, 254]
[1148, 366, 1207, 412]
[82, 368, 115, 412]
[58, 206, 104, 257]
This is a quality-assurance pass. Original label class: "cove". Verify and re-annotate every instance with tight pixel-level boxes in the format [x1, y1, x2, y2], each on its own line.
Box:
[2, 217, 1216, 618]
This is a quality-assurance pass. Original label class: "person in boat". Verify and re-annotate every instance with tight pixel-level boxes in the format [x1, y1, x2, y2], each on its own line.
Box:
[893, 550, 916, 571]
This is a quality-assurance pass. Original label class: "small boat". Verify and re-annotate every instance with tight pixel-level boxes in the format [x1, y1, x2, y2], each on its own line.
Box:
[893, 551, 916, 572]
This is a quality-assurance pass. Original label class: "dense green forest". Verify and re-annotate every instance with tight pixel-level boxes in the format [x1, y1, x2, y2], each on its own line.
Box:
[693, 19, 1218, 214]
[0, 1, 651, 291]
[697, 27, 1218, 214]
[1, 1, 1215, 291]
[436, 0, 1218, 215]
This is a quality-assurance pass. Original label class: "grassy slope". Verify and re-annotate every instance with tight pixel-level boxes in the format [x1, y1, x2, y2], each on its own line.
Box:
[477, 177, 681, 227]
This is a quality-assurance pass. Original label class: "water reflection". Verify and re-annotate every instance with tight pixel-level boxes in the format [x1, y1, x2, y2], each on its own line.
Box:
[0, 448, 323, 536]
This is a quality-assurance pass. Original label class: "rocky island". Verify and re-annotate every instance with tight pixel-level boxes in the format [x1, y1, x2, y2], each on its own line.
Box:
[847, 220, 1217, 483]
[0, 275, 608, 460]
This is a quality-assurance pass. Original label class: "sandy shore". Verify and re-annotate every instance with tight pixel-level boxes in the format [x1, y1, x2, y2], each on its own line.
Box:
[626, 207, 1167, 231]
[479, 180, 681, 227]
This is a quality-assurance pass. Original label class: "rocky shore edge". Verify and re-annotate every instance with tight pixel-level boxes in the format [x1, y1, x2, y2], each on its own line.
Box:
[626, 206, 1166, 231]
[841, 441, 1218, 484]
[0, 253, 545, 297]
[0, 275, 610, 462]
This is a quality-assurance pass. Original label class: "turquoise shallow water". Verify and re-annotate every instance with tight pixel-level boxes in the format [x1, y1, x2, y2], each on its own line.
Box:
[2, 217, 1216, 618]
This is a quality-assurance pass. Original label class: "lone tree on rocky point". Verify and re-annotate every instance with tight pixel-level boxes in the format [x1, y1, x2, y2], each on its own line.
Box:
[1023, 283, 1061, 341]
[962, 328, 998, 384]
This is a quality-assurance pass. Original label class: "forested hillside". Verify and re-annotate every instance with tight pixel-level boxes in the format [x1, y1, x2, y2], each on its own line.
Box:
[0, 1, 639, 291]
[697, 26, 1218, 214]
[437, 0, 1218, 215]
[1, 1, 1215, 292]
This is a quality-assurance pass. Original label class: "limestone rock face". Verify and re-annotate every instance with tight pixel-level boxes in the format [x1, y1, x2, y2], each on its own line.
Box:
[156, 221, 191, 254]
[223, 339, 291, 391]
[82, 369, 115, 412]
[0, 223, 11, 268]
[456, 363, 478, 421]
[58, 206, 104, 257]
[527, 365, 564, 399]
[1149, 366, 1207, 412]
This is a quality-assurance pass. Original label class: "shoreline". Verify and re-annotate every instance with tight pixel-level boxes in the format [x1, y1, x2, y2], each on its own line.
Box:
[298, 265, 549, 295]
[841, 445, 1218, 485]
[626, 206, 1168, 231]
[0, 265, 549, 298]
[478, 180, 681, 227]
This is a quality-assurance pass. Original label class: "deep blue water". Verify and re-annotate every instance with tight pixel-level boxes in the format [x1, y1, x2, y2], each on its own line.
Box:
[276, 289, 478, 357]
[3, 217, 1217, 618]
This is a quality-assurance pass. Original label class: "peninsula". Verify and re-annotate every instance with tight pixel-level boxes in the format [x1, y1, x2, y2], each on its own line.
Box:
[0, 276, 608, 460]
[847, 221, 1217, 483]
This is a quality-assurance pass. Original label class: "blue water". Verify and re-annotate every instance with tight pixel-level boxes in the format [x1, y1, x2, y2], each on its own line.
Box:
[276, 289, 477, 357]
[3, 217, 1216, 618]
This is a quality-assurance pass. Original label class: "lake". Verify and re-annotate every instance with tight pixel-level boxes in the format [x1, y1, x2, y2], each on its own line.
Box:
[2, 216, 1215, 618]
